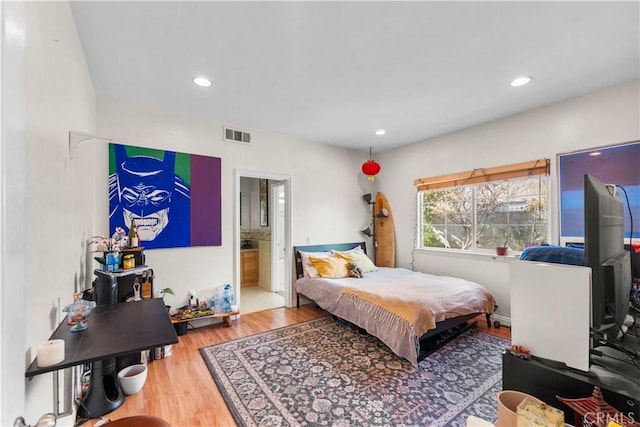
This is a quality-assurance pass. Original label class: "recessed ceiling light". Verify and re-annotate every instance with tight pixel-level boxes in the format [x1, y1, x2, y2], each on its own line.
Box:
[510, 76, 532, 87]
[589, 152, 602, 156]
[193, 76, 212, 87]
[375, 129, 386, 135]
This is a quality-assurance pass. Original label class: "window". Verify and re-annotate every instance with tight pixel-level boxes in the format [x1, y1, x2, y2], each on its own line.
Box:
[416, 160, 550, 252]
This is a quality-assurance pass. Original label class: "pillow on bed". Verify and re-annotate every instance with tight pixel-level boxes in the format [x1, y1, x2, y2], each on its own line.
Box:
[332, 248, 377, 273]
[299, 251, 332, 278]
[307, 255, 350, 279]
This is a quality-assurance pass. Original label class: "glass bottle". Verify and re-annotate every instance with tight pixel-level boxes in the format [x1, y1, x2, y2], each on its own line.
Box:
[128, 218, 138, 248]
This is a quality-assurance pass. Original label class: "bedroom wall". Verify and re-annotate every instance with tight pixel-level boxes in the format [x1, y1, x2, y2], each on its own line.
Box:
[1, 1, 27, 424]
[22, 1, 97, 424]
[95, 97, 370, 309]
[376, 80, 640, 321]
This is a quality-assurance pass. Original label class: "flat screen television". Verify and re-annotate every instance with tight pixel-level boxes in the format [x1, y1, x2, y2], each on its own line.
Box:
[584, 174, 632, 342]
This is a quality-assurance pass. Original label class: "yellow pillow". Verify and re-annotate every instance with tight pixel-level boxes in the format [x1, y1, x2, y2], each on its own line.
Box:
[332, 249, 377, 273]
[307, 255, 349, 279]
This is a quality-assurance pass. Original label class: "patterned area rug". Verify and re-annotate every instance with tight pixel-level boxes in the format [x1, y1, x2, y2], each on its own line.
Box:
[200, 317, 509, 426]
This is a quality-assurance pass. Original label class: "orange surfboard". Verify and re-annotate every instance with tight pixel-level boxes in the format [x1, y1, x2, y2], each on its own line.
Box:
[374, 192, 395, 267]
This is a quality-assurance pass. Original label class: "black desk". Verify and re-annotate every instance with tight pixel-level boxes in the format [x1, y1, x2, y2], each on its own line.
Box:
[26, 299, 178, 418]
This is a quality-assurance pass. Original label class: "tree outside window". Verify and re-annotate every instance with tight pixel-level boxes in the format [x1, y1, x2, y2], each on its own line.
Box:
[419, 176, 548, 251]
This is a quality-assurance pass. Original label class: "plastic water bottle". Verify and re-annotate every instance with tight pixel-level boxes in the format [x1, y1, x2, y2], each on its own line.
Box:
[211, 287, 221, 313]
[209, 295, 216, 312]
[220, 284, 234, 313]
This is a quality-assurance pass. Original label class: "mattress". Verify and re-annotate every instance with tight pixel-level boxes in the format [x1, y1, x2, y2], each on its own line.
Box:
[295, 267, 496, 366]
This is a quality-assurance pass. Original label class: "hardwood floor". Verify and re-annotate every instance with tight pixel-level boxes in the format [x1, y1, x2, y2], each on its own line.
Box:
[474, 314, 512, 340]
[81, 306, 510, 426]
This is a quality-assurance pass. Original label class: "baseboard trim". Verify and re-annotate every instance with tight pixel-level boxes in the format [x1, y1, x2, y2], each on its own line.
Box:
[491, 313, 511, 328]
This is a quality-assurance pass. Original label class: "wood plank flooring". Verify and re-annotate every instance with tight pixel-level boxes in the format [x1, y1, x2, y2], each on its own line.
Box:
[81, 306, 510, 426]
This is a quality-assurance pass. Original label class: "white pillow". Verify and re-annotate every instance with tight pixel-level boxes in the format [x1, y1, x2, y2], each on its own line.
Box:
[298, 251, 332, 278]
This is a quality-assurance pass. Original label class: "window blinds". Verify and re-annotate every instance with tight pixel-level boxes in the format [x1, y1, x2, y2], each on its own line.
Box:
[414, 158, 550, 191]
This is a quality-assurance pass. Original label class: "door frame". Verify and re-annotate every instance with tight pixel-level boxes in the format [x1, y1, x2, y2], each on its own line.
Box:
[234, 170, 292, 308]
[270, 181, 285, 293]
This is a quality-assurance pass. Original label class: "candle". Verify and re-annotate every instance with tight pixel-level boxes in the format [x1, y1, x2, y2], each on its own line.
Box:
[36, 339, 65, 367]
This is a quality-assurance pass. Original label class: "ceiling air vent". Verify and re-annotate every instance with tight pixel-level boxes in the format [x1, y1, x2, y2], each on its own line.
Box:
[223, 126, 251, 144]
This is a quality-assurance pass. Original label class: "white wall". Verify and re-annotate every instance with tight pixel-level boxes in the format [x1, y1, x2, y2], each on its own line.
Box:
[21, 1, 96, 423]
[95, 97, 370, 309]
[377, 80, 640, 319]
[1, 1, 27, 424]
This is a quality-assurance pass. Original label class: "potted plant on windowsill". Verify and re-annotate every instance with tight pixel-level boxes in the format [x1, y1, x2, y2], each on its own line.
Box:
[496, 240, 509, 256]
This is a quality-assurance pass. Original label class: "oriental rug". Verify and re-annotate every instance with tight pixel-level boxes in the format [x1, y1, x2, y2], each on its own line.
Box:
[200, 316, 509, 427]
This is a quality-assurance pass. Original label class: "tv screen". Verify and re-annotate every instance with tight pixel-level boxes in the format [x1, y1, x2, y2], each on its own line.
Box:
[584, 174, 632, 340]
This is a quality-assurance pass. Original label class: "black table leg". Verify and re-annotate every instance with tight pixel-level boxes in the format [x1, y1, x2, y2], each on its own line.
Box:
[77, 358, 124, 419]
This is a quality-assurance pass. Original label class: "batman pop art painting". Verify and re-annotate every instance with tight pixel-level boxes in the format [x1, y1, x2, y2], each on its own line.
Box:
[109, 144, 222, 249]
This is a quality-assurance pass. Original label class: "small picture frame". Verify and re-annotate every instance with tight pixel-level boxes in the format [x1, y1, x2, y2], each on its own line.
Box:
[260, 179, 269, 227]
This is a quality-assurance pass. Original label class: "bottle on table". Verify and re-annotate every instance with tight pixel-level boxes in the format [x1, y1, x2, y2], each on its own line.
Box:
[220, 284, 234, 313]
[128, 218, 138, 248]
[211, 287, 221, 313]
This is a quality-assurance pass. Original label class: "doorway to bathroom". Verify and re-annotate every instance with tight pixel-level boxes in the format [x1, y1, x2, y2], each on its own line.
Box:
[235, 170, 291, 314]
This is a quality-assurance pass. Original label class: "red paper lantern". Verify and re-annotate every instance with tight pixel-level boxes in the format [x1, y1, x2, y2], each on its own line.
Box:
[362, 148, 381, 181]
[361, 160, 381, 181]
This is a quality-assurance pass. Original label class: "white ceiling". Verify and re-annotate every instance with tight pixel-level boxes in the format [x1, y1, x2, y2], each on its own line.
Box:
[69, 1, 640, 153]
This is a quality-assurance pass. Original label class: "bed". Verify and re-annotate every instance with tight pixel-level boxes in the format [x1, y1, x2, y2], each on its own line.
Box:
[294, 242, 496, 366]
